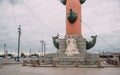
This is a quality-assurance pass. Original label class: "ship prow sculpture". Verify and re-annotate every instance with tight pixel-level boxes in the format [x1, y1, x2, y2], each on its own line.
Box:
[49, 0, 99, 66]
[53, 35, 97, 50]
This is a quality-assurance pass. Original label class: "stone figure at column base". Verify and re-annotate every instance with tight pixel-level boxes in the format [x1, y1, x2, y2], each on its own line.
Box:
[65, 38, 80, 56]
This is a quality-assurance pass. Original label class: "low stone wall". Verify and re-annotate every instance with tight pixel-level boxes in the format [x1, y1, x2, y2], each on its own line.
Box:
[106, 57, 120, 66]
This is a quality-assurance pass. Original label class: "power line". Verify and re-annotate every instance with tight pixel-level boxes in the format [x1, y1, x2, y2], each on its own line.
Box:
[80, 18, 120, 51]
[11, 0, 18, 27]
[22, 0, 55, 35]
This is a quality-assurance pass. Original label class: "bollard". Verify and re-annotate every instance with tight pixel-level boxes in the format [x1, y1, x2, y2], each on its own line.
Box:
[52, 61, 56, 67]
[31, 60, 37, 67]
[75, 60, 79, 67]
[97, 59, 102, 68]
[37, 60, 40, 66]
[22, 60, 26, 66]
[117, 58, 120, 66]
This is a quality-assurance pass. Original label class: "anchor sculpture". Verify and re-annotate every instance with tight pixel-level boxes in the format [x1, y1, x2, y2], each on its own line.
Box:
[52, 34, 59, 49]
[86, 35, 97, 50]
[67, 9, 78, 23]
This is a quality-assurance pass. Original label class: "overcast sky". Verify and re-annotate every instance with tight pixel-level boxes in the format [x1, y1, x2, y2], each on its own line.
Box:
[0, 0, 120, 54]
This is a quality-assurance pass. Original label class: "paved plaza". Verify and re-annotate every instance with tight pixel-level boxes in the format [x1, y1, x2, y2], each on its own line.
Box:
[0, 64, 120, 75]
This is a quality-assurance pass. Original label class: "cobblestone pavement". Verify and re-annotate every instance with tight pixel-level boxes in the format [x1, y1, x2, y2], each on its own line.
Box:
[0, 64, 120, 75]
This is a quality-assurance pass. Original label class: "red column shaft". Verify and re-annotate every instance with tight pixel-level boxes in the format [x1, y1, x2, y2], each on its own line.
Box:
[66, 0, 82, 35]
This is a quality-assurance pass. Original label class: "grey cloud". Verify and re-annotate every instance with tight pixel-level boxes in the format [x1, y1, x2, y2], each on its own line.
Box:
[0, 0, 21, 5]
[0, 26, 7, 30]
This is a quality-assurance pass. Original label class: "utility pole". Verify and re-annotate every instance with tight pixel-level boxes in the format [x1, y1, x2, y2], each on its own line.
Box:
[17, 25, 21, 62]
[4, 44, 6, 56]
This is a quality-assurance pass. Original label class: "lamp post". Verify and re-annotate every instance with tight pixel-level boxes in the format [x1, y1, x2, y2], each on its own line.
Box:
[4, 44, 6, 56]
[40, 39, 46, 57]
[40, 39, 44, 57]
[43, 43, 46, 56]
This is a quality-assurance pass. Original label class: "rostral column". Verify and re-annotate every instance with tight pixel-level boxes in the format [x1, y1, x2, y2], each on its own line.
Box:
[52, 0, 98, 65]
[52, 0, 97, 56]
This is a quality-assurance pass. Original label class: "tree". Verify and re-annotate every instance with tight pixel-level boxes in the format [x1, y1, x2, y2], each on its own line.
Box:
[30, 53, 39, 57]
[0, 55, 5, 58]
[7, 53, 13, 58]
[21, 52, 26, 58]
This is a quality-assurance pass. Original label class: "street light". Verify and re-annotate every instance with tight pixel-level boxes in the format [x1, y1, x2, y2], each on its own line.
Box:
[40, 39, 46, 57]
[4, 44, 6, 56]
[40, 39, 44, 57]
[29, 48, 31, 56]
